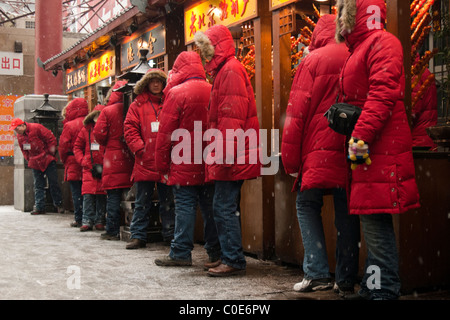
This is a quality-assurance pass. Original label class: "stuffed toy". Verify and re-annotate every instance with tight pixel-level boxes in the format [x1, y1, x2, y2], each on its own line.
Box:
[348, 137, 372, 170]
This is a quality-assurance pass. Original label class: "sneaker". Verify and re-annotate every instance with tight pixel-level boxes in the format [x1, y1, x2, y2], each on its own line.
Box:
[154, 255, 192, 267]
[80, 225, 93, 232]
[333, 282, 355, 298]
[100, 232, 120, 241]
[94, 224, 105, 231]
[293, 278, 333, 292]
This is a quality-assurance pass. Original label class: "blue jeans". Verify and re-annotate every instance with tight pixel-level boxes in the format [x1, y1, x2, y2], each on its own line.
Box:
[32, 161, 62, 211]
[358, 214, 400, 300]
[82, 194, 106, 227]
[69, 181, 83, 224]
[296, 186, 360, 286]
[213, 180, 245, 270]
[170, 184, 221, 261]
[156, 182, 175, 242]
[105, 188, 128, 237]
[130, 182, 175, 242]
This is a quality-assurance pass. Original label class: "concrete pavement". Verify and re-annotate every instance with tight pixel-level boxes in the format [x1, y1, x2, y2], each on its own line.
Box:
[0, 205, 448, 302]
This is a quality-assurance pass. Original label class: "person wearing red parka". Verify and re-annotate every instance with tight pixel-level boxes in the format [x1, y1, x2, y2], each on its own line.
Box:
[281, 14, 360, 296]
[73, 104, 107, 232]
[59, 98, 89, 227]
[124, 68, 175, 249]
[153, 51, 221, 268]
[194, 25, 261, 277]
[336, 0, 420, 300]
[11, 118, 63, 215]
[411, 66, 438, 149]
[93, 80, 134, 240]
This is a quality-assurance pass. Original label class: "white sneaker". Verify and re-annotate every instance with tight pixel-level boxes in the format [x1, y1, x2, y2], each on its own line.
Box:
[293, 278, 333, 292]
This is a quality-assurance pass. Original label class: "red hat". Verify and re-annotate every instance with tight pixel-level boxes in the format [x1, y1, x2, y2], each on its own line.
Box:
[10, 118, 25, 131]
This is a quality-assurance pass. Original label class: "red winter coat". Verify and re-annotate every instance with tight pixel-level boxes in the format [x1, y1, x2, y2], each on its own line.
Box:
[336, 0, 420, 215]
[59, 98, 89, 181]
[155, 51, 212, 186]
[73, 105, 106, 195]
[411, 68, 437, 148]
[124, 91, 163, 182]
[195, 25, 261, 181]
[281, 14, 349, 192]
[17, 122, 57, 172]
[93, 82, 134, 190]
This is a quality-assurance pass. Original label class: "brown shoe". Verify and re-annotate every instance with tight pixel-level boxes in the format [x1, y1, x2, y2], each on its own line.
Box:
[207, 263, 245, 277]
[203, 259, 221, 270]
[126, 238, 146, 249]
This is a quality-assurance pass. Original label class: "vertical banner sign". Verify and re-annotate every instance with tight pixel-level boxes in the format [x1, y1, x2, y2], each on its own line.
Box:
[0, 52, 24, 76]
[184, 0, 258, 44]
[0, 95, 21, 156]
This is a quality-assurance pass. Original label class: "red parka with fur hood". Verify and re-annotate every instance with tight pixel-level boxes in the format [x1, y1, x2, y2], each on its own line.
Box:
[93, 81, 134, 190]
[336, 0, 420, 215]
[194, 25, 261, 181]
[73, 104, 106, 195]
[59, 98, 89, 181]
[124, 68, 167, 182]
[281, 14, 349, 192]
[155, 51, 212, 186]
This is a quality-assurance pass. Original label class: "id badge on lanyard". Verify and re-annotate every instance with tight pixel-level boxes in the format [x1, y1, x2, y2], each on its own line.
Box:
[150, 100, 161, 133]
[91, 142, 100, 151]
[151, 121, 160, 133]
[23, 143, 31, 150]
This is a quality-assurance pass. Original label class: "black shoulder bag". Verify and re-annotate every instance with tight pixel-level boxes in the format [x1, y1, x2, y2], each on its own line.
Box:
[324, 95, 361, 136]
[88, 129, 103, 179]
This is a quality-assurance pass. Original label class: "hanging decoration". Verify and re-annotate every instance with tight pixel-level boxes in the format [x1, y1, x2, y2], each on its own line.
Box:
[410, 0, 438, 108]
[237, 37, 255, 80]
[290, 4, 330, 78]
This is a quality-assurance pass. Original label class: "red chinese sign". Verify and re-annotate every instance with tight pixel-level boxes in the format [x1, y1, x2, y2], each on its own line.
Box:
[0, 95, 21, 156]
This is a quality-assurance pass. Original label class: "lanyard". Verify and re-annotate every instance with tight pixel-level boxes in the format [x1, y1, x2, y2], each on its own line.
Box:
[149, 99, 161, 120]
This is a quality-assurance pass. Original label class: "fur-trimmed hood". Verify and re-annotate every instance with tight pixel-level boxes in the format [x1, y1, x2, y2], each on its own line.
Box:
[83, 104, 105, 126]
[133, 68, 167, 95]
[194, 25, 236, 75]
[335, 0, 386, 49]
